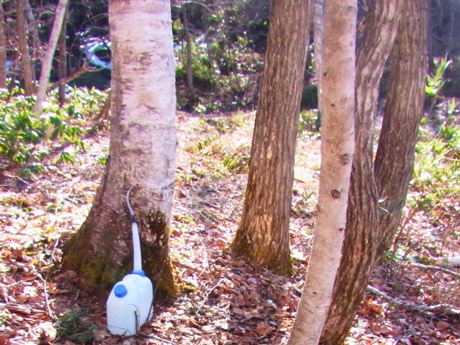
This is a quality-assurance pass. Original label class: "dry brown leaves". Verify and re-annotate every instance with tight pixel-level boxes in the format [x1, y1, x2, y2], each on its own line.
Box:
[0, 111, 459, 344]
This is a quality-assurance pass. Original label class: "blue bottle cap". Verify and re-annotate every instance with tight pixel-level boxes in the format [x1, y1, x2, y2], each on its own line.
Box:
[114, 284, 128, 298]
[131, 269, 145, 277]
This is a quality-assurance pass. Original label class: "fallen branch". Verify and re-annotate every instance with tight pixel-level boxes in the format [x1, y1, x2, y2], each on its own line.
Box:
[366, 285, 460, 316]
[407, 261, 460, 279]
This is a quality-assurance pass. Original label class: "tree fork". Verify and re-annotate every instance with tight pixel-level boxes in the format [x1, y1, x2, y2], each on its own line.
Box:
[320, 0, 402, 343]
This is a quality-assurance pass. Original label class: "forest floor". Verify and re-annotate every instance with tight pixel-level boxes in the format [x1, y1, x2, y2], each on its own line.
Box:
[0, 110, 459, 345]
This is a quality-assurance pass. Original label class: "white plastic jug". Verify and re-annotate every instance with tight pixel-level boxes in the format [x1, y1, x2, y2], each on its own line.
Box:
[106, 187, 154, 336]
[106, 273, 153, 335]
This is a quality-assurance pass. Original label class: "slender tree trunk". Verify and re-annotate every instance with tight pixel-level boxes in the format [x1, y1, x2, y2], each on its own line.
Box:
[63, 0, 178, 300]
[58, 11, 67, 107]
[231, 0, 312, 275]
[25, 0, 41, 54]
[0, 2, 7, 89]
[287, 0, 356, 343]
[33, 0, 68, 115]
[374, 0, 428, 259]
[319, 0, 402, 343]
[16, 0, 34, 95]
[25, 0, 39, 81]
[313, 0, 324, 130]
[182, 6, 196, 99]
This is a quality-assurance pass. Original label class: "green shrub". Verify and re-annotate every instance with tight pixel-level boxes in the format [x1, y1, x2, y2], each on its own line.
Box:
[174, 6, 264, 113]
[0, 86, 108, 172]
[298, 110, 320, 135]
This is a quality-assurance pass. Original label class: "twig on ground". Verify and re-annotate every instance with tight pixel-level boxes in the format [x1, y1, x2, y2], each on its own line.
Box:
[366, 285, 460, 316]
[40, 275, 53, 318]
[196, 277, 225, 315]
[139, 332, 179, 344]
[407, 261, 460, 279]
[198, 232, 209, 269]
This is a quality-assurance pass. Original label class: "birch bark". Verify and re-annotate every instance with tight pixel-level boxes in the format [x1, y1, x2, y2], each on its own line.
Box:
[63, 0, 178, 299]
[287, 0, 356, 343]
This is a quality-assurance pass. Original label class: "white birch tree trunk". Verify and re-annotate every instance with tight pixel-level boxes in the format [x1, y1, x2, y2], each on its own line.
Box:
[109, 0, 177, 219]
[63, 0, 178, 298]
[33, 0, 68, 115]
[287, 0, 357, 344]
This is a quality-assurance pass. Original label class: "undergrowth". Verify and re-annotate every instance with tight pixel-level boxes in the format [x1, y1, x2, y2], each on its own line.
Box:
[395, 100, 460, 260]
[0, 85, 108, 175]
[56, 309, 96, 343]
[174, 7, 264, 113]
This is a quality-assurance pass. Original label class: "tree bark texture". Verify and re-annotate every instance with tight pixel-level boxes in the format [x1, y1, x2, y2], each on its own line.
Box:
[231, 0, 312, 275]
[16, 0, 34, 95]
[0, 2, 7, 89]
[374, 0, 428, 259]
[287, 0, 356, 343]
[33, 0, 68, 115]
[63, 0, 178, 300]
[320, 0, 402, 344]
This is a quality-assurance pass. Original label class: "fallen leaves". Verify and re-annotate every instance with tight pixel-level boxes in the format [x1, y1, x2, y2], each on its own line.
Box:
[0, 111, 459, 344]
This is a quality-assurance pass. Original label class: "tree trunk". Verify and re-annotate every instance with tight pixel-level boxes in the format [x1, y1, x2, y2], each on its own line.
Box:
[58, 3, 69, 107]
[182, 6, 196, 99]
[33, 0, 68, 115]
[63, 0, 179, 300]
[25, 0, 41, 55]
[16, 0, 34, 95]
[374, 0, 428, 259]
[231, 0, 312, 275]
[287, 0, 356, 343]
[319, 0, 402, 343]
[0, 2, 7, 89]
[313, 0, 324, 130]
[25, 0, 40, 82]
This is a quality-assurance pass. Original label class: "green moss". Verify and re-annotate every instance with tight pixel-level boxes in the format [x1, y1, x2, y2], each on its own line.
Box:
[154, 268, 180, 300]
[181, 282, 197, 293]
[78, 258, 107, 291]
[100, 257, 131, 289]
[63, 217, 130, 293]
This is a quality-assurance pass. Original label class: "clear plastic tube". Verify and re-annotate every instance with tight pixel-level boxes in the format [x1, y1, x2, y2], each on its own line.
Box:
[126, 187, 143, 275]
[131, 221, 143, 274]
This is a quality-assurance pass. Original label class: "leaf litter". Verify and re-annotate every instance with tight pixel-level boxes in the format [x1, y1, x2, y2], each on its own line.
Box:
[0, 110, 459, 344]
